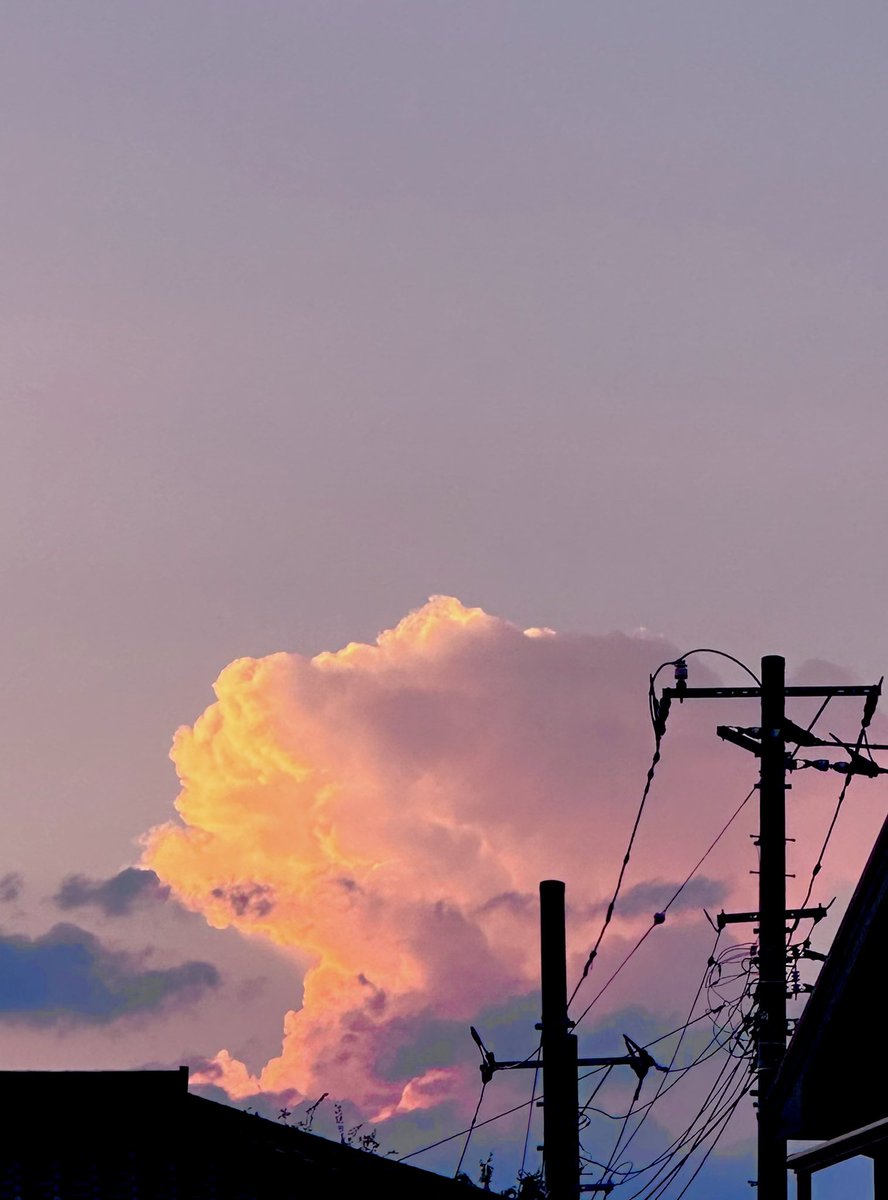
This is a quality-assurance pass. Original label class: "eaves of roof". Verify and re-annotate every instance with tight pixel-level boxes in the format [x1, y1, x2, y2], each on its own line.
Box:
[769, 811, 888, 1139]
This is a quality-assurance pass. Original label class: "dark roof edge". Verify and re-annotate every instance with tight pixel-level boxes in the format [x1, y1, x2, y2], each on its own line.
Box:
[184, 1093, 496, 1195]
[771, 811, 888, 1131]
[787, 1116, 888, 1174]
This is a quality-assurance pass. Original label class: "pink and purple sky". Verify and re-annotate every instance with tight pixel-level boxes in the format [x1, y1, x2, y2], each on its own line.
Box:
[3, 4, 888, 1195]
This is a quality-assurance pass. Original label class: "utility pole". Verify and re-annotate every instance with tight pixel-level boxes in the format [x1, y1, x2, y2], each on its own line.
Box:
[658, 655, 882, 1200]
[539, 880, 580, 1200]
[471, 882, 662, 1199]
[757, 655, 788, 1200]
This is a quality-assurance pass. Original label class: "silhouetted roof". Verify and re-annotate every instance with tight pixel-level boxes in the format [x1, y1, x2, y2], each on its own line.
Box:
[771, 812, 888, 1140]
[0, 1068, 490, 1198]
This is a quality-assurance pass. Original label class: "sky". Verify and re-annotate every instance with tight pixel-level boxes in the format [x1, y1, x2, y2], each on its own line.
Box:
[3, 3, 888, 1195]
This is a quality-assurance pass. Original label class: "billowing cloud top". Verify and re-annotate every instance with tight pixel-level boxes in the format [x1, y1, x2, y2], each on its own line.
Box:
[141, 597, 870, 1122]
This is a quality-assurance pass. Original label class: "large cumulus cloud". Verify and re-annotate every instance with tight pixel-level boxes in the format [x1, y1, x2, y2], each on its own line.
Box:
[140, 597, 884, 1122]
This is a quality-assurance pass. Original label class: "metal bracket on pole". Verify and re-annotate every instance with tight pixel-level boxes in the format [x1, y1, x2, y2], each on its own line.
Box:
[716, 907, 829, 931]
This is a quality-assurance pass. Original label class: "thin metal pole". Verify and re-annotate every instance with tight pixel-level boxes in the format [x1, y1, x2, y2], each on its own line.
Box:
[540, 880, 580, 1200]
[758, 655, 787, 1200]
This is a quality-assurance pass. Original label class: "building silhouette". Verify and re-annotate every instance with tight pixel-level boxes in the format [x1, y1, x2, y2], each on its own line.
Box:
[0, 1067, 489, 1198]
[774, 812, 888, 1197]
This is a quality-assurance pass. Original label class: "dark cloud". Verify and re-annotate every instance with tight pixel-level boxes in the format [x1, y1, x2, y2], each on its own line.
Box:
[210, 882, 275, 918]
[475, 891, 535, 917]
[376, 991, 541, 1084]
[0, 923, 219, 1025]
[54, 868, 170, 916]
[0, 872, 23, 903]
[577, 1003, 684, 1059]
[609, 876, 725, 919]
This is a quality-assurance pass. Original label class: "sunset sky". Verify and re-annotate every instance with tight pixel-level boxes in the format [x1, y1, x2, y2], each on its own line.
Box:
[3, 4, 888, 1196]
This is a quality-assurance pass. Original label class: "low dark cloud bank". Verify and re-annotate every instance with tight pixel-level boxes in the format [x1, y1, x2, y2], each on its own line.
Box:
[0, 923, 219, 1025]
[54, 868, 170, 916]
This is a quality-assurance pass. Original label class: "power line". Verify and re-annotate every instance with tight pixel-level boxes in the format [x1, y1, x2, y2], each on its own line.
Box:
[569, 740, 666, 1007]
[577, 954, 756, 1195]
[570, 648, 758, 1017]
[572, 922, 658, 1029]
[398, 1090, 533, 1164]
[569, 873, 758, 1196]
[788, 695, 871, 941]
[518, 1052, 541, 1180]
[453, 1079, 487, 1178]
[604, 926, 724, 1171]
[669, 1088, 752, 1200]
[622, 1052, 755, 1199]
[571, 784, 755, 1030]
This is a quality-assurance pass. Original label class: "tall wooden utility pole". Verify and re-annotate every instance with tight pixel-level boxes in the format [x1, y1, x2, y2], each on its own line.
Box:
[539, 880, 580, 1200]
[757, 655, 788, 1200]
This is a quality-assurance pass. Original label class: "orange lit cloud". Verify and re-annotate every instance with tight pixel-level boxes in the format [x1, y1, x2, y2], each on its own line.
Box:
[141, 597, 885, 1118]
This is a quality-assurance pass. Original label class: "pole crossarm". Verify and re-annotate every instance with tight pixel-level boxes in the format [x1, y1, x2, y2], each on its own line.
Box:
[661, 684, 881, 701]
[481, 1055, 633, 1074]
[717, 726, 767, 755]
[716, 907, 828, 931]
[717, 726, 888, 776]
[477, 1050, 663, 1080]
